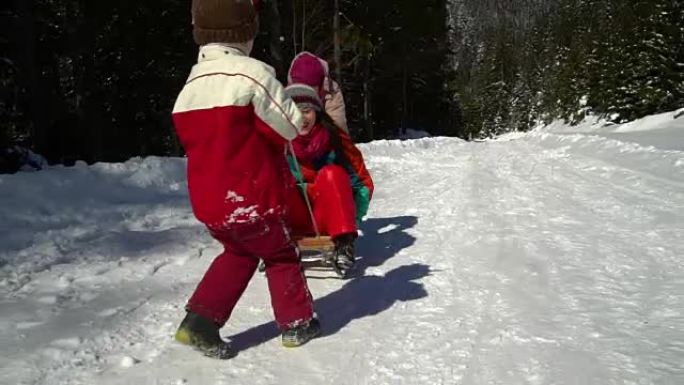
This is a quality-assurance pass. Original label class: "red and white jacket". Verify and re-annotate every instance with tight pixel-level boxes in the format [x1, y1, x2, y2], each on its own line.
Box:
[173, 45, 303, 231]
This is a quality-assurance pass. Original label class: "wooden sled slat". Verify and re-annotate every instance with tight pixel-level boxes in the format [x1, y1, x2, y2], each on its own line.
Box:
[297, 236, 335, 252]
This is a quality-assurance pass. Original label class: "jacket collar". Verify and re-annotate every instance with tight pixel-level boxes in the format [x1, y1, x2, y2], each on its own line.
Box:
[198, 44, 248, 63]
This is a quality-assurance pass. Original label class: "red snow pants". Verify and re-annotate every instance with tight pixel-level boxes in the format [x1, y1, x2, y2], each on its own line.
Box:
[185, 165, 354, 330]
[186, 216, 314, 330]
[287, 164, 357, 239]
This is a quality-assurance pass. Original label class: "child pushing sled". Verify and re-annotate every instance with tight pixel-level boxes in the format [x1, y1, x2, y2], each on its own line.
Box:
[171, 0, 319, 359]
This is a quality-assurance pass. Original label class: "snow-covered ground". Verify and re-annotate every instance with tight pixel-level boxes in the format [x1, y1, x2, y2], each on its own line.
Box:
[1, 111, 683, 385]
[538, 109, 684, 152]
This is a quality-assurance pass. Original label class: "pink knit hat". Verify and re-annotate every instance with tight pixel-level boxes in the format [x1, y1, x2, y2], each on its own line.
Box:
[288, 52, 326, 89]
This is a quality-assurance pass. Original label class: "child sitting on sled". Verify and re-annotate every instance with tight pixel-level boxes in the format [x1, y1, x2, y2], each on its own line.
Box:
[284, 83, 374, 277]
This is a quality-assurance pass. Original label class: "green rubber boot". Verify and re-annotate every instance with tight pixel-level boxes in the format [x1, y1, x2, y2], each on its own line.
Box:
[175, 312, 236, 359]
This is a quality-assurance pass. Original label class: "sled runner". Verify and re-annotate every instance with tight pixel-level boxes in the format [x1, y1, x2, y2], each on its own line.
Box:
[298, 235, 353, 277]
[257, 235, 346, 277]
[298, 236, 336, 269]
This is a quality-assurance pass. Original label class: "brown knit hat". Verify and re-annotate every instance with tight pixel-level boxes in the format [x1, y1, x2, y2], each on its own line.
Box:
[192, 0, 259, 45]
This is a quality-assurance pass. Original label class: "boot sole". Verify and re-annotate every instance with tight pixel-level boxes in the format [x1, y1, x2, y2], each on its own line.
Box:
[281, 328, 322, 348]
[175, 329, 236, 359]
[175, 329, 192, 345]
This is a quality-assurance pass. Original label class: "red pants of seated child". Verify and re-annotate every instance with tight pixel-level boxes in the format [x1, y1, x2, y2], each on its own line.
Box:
[186, 217, 314, 330]
[287, 164, 357, 239]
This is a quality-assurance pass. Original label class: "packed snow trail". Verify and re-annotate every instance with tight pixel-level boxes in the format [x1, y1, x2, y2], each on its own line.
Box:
[1, 121, 683, 384]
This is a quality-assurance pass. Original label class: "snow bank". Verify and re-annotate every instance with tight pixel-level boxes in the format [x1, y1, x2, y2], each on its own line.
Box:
[359, 136, 464, 157]
[538, 109, 683, 134]
[515, 109, 684, 185]
[527, 131, 684, 185]
[0, 157, 192, 287]
[536, 108, 684, 151]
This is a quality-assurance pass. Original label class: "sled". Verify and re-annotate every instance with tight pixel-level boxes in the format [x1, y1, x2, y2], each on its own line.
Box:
[298, 236, 337, 271]
[258, 236, 343, 277]
[297, 236, 335, 253]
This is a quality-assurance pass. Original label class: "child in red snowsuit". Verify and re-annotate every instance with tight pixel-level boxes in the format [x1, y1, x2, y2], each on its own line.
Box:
[284, 83, 374, 276]
[171, 0, 319, 359]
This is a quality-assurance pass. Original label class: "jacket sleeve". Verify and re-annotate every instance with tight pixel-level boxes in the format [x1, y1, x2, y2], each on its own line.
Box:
[252, 68, 303, 142]
[324, 79, 349, 133]
[338, 129, 374, 198]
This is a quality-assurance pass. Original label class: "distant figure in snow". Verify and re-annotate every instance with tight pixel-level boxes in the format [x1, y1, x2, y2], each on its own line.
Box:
[171, 0, 319, 359]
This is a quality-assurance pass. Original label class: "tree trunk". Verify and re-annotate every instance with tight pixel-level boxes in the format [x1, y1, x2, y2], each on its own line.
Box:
[14, 0, 48, 153]
[301, 0, 306, 50]
[291, 0, 297, 54]
[77, 0, 102, 162]
[400, 62, 408, 137]
[363, 55, 372, 140]
[268, 0, 285, 76]
[333, 0, 342, 83]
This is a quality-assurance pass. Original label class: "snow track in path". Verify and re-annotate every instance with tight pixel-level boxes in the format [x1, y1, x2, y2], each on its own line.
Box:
[1, 131, 683, 384]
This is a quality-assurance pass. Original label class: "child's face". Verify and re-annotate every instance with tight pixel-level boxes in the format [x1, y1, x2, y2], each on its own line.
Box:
[300, 107, 317, 135]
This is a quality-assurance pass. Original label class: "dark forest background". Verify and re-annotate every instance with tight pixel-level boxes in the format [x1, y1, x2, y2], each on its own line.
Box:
[1, 0, 682, 165]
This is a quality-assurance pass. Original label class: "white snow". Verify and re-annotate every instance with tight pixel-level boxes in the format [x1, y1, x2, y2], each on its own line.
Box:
[225, 191, 245, 203]
[539, 109, 684, 151]
[226, 205, 259, 224]
[673, 108, 684, 119]
[1, 111, 683, 384]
